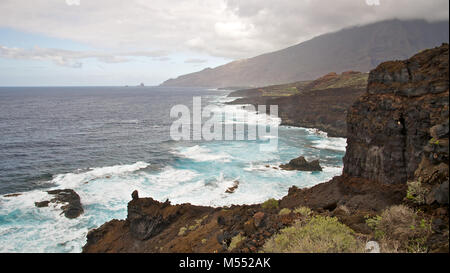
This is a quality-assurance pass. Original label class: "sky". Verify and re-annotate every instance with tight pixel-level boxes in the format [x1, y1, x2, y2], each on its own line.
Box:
[0, 0, 448, 86]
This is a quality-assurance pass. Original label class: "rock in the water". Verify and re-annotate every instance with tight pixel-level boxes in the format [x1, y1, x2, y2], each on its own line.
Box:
[44, 189, 84, 219]
[225, 181, 239, 194]
[280, 156, 322, 171]
[35, 201, 50, 208]
[4, 193, 22, 198]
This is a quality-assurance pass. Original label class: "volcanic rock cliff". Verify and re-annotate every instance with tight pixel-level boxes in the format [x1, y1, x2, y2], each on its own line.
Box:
[83, 45, 449, 253]
[344, 44, 449, 187]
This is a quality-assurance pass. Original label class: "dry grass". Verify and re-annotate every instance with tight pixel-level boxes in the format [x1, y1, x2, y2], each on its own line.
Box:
[278, 208, 292, 216]
[365, 205, 432, 253]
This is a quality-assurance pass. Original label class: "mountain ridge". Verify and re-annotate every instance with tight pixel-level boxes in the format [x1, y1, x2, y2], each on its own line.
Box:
[161, 19, 449, 88]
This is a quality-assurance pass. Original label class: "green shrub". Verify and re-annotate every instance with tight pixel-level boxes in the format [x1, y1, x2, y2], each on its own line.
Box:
[262, 198, 279, 210]
[293, 206, 312, 217]
[406, 181, 428, 205]
[228, 233, 246, 251]
[263, 216, 364, 253]
[279, 208, 292, 215]
[365, 205, 431, 253]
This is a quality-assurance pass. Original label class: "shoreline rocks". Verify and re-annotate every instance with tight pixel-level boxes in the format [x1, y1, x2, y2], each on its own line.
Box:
[35, 189, 84, 219]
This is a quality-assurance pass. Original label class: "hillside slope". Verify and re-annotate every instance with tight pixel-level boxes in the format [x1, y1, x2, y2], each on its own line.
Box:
[161, 19, 449, 88]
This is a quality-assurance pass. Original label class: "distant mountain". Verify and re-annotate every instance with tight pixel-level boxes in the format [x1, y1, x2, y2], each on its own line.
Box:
[161, 19, 449, 88]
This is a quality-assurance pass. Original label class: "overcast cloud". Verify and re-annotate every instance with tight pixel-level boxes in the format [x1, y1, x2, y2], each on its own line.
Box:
[0, 0, 448, 64]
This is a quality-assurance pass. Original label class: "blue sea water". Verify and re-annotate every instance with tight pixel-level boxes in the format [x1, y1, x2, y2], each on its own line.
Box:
[0, 86, 346, 252]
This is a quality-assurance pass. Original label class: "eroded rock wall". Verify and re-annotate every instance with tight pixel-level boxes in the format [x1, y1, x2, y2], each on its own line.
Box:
[344, 44, 449, 185]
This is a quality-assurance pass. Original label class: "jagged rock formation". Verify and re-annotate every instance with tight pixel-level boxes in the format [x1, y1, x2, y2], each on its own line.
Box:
[161, 20, 448, 88]
[35, 189, 84, 219]
[344, 44, 449, 186]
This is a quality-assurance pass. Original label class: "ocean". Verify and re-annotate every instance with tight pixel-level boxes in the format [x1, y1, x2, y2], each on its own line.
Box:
[0, 86, 346, 252]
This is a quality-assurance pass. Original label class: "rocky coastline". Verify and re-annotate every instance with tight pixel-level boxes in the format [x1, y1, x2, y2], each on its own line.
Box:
[226, 71, 368, 137]
[83, 44, 449, 253]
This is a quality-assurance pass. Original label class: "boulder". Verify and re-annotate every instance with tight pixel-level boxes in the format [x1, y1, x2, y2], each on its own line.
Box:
[253, 212, 265, 228]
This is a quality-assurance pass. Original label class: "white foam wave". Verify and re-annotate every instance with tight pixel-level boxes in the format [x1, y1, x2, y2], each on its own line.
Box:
[52, 161, 150, 189]
[311, 137, 347, 152]
[173, 145, 233, 162]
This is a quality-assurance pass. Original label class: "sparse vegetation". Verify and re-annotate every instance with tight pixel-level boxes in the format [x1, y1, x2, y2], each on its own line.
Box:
[263, 216, 364, 253]
[188, 215, 208, 231]
[293, 206, 312, 217]
[228, 233, 246, 251]
[406, 180, 428, 205]
[178, 227, 187, 236]
[278, 208, 292, 215]
[261, 198, 279, 210]
[365, 205, 432, 253]
[429, 138, 440, 145]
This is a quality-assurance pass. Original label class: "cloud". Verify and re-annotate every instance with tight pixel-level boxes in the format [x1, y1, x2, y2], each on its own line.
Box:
[0, 45, 168, 68]
[0, 0, 448, 60]
[184, 58, 207, 64]
[65, 0, 80, 6]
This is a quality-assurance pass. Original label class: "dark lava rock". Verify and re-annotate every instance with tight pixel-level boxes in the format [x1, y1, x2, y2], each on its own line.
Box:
[131, 190, 139, 200]
[4, 193, 22, 198]
[280, 156, 322, 171]
[46, 189, 84, 219]
[427, 181, 449, 205]
[344, 44, 449, 185]
[35, 201, 50, 208]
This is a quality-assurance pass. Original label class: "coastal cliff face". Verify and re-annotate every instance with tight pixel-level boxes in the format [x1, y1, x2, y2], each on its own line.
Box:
[344, 44, 449, 185]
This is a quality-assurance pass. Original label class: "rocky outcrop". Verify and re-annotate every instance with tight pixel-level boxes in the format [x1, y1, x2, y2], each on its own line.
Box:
[344, 44, 449, 185]
[35, 189, 84, 219]
[280, 156, 322, 171]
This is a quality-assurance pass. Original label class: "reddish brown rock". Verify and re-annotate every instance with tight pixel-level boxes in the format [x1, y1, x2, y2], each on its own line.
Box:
[253, 212, 265, 228]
